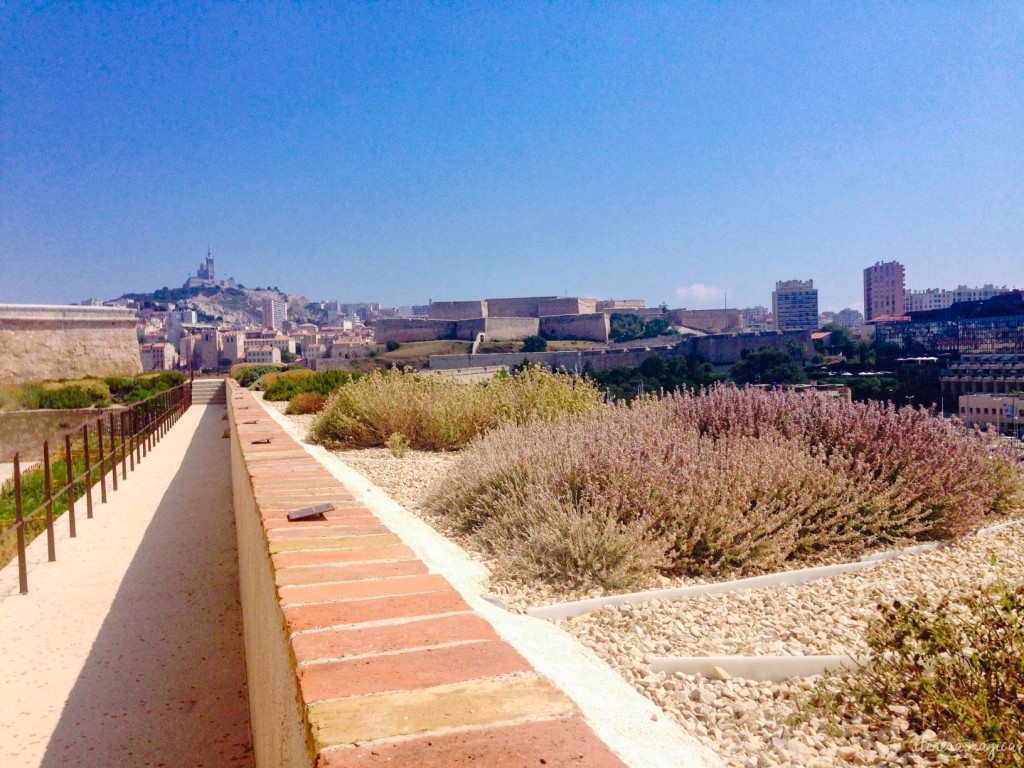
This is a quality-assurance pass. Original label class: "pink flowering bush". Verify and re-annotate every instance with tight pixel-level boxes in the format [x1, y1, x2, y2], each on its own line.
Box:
[427, 386, 1023, 590]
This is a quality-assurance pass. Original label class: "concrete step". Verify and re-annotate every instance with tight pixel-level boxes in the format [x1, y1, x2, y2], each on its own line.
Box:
[191, 379, 227, 404]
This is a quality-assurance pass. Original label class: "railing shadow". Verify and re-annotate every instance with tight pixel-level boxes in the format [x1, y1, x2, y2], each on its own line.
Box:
[39, 405, 253, 767]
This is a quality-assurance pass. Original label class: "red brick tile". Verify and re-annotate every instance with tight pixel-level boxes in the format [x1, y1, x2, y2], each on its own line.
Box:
[267, 524, 390, 541]
[272, 544, 416, 569]
[298, 640, 531, 701]
[320, 717, 629, 767]
[279, 574, 449, 605]
[263, 515, 380, 530]
[275, 559, 427, 588]
[285, 590, 470, 632]
[293, 613, 496, 663]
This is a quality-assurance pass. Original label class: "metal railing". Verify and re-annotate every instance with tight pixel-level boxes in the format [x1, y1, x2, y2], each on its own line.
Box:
[0, 381, 193, 594]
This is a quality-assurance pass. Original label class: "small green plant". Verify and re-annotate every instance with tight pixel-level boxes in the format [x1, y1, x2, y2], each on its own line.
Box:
[385, 340, 401, 352]
[810, 580, 1024, 766]
[38, 384, 109, 409]
[385, 432, 410, 458]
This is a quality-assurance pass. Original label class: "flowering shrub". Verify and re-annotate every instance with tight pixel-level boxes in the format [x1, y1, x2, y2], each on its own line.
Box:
[309, 365, 602, 451]
[427, 386, 1023, 589]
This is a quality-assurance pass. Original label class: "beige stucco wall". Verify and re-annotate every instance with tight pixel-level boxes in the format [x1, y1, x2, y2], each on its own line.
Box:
[0, 305, 142, 386]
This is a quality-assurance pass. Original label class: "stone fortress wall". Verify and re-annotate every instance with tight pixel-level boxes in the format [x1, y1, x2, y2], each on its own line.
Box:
[668, 308, 744, 334]
[538, 298, 598, 317]
[538, 313, 610, 343]
[0, 304, 142, 386]
[373, 319, 458, 344]
[427, 300, 489, 321]
[455, 317, 540, 341]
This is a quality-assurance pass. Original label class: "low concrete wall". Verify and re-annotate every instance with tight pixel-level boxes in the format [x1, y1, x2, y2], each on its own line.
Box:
[0, 304, 141, 386]
[0, 408, 122, 463]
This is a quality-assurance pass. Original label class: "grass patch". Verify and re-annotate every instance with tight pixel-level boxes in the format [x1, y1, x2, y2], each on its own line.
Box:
[310, 365, 602, 451]
[426, 385, 1024, 591]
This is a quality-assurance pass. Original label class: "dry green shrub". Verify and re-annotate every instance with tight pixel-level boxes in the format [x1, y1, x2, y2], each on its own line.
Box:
[812, 580, 1024, 767]
[257, 368, 315, 391]
[310, 366, 601, 451]
[285, 392, 328, 415]
[427, 386, 1023, 590]
[386, 432, 410, 458]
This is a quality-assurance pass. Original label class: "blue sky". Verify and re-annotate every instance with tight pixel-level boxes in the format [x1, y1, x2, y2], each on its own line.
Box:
[2, 2, 1021, 313]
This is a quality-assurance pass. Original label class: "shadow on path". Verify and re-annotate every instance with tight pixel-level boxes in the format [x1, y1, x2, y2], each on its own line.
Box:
[40, 407, 253, 767]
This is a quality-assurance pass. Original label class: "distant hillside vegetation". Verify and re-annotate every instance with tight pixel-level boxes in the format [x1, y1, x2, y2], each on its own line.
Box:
[120, 285, 312, 327]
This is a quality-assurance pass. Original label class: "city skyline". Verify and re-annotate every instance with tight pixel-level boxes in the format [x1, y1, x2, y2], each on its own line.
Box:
[2, 3, 1022, 311]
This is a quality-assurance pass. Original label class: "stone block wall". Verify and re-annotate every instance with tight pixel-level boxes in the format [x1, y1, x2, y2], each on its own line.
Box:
[427, 301, 488, 321]
[485, 296, 558, 318]
[668, 309, 744, 333]
[0, 304, 141, 386]
[538, 298, 598, 316]
[689, 330, 813, 366]
[454, 317, 540, 342]
[374, 319, 458, 344]
[539, 313, 611, 343]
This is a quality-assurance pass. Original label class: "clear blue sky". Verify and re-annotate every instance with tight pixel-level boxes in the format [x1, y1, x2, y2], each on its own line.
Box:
[2, 2, 1021, 313]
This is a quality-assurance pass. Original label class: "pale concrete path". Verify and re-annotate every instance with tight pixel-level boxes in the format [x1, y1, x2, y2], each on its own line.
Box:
[0, 405, 253, 768]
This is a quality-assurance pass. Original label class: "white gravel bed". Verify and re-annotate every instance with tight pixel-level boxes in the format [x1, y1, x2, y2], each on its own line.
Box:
[558, 524, 1024, 767]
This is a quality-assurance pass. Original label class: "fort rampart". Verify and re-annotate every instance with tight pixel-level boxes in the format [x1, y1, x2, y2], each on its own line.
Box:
[455, 317, 540, 341]
[0, 304, 141, 386]
[374, 318, 458, 344]
[427, 300, 488, 320]
[539, 313, 610, 343]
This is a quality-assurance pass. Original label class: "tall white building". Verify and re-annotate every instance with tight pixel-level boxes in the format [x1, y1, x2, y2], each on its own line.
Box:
[772, 280, 819, 331]
[261, 297, 288, 330]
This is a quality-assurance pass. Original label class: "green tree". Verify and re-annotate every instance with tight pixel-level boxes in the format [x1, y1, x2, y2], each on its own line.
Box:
[730, 347, 808, 386]
[385, 340, 401, 352]
[521, 335, 548, 353]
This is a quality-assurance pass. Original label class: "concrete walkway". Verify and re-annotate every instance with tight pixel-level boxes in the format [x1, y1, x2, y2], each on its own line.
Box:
[0, 405, 254, 767]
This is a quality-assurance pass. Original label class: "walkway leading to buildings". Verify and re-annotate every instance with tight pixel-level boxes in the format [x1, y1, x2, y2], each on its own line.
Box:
[0, 404, 254, 768]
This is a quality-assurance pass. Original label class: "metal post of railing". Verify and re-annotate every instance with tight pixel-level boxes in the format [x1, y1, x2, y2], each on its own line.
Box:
[64, 433, 77, 538]
[13, 453, 28, 594]
[133, 405, 140, 467]
[109, 411, 119, 491]
[97, 417, 107, 504]
[141, 403, 148, 459]
[82, 424, 94, 519]
[120, 410, 128, 480]
[43, 441, 55, 561]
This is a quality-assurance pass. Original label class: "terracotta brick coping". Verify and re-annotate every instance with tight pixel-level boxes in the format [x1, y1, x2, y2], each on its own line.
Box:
[228, 382, 629, 767]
